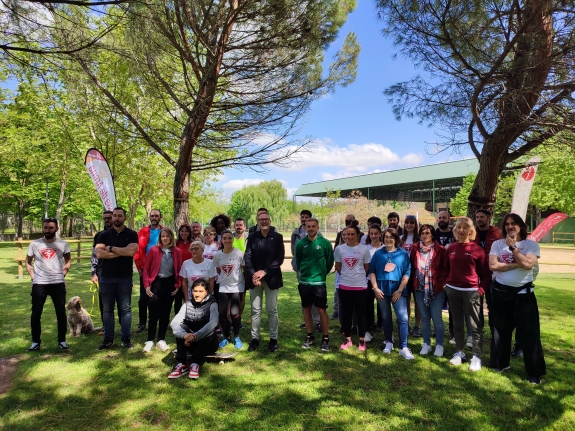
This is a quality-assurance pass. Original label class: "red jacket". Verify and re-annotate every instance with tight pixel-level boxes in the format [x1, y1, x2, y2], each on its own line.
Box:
[142, 245, 183, 288]
[473, 225, 502, 289]
[134, 225, 163, 271]
[409, 241, 449, 295]
[445, 242, 485, 289]
[176, 240, 192, 262]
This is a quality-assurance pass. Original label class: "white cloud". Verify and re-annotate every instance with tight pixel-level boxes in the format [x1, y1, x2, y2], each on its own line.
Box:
[222, 178, 263, 193]
[285, 140, 424, 172]
[285, 187, 298, 199]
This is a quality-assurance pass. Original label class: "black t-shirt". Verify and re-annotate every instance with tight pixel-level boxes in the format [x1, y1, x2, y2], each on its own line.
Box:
[435, 228, 454, 247]
[96, 227, 138, 278]
[477, 229, 488, 249]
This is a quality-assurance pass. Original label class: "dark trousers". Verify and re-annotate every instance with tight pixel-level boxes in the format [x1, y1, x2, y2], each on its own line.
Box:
[98, 283, 122, 325]
[339, 289, 367, 338]
[365, 285, 376, 332]
[147, 276, 176, 342]
[31, 283, 67, 344]
[138, 275, 148, 327]
[173, 288, 184, 315]
[218, 292, 241, 338]
[490, 289, 546, 377]
[175, 333, 219, 364]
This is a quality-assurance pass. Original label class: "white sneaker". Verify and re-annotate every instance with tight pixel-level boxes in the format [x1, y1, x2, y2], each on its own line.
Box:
[420, 343, 432, 355]
[157, 340, 170, 352]
[399, 347, 415, 360]
[469, 355, 482, 372]
[364, 331, 373, 342]
[449, 338, 456, 345]
[383, 341, 393, 354]
[434, 345, 444, 357]
[450, 351, 466, 365]
[143, 341, 154, 353]
[466, 336, 473, 348]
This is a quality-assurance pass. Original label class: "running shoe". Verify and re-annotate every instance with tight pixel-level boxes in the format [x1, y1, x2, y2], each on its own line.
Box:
[450, 351, 466, 365]
[58, 342, 70, 351]
[321, 338, 330, 352]
[302, 336, 315, 349]
[219, 338, 229, 348]
[383, 341, 393, 354]
[412, 326, 421, 337]
[168, 363, 188, 379]
[434, 345, 444, 357]
[143, 341, 154, 353]
[234, 337, 243, 349]
[420, 343, 432, 355]
[156, 340, 170, 352]
[364, 331, 373, 342]
[469, 355, 482, 372]
[358, 340, 367, 351]
[97, 339, 114, 351]
[28, 342, 41, 351]
[340, 339, 353, 350]
[399, 347, 415, 360]
[188, 363, 200, 379]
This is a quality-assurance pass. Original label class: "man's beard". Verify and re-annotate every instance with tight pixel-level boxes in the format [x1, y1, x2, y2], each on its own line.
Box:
[104, 222, 113, 229]
[114, 220, 123, 227]
[44, 232, 56, 240]
[438, 221, 449, 230]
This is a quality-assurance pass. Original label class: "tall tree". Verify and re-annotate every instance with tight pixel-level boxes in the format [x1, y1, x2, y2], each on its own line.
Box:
[227, 180, 289, 227]
[376, 0, 575, 217]
[57, 0, 359, 226]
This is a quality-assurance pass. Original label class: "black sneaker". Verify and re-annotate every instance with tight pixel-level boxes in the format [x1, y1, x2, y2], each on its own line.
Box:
[528, 375, 541, 384]
[412, 326, 421, 337]
[321, 338, 330, 352]
[28, 342, 41, 351]
[121, 339, 134, 349]
[58, 341, 70, 351]
[248, 338, 259, 352]
[268, 338, 279, 352]
[299, 323, 306, 329]
[135, 324, 146, 333]
[302, 336, 315, 349]
[97, 339, 114, 350]
[315, 323, 322, 333]
[511, 348, 523, 358]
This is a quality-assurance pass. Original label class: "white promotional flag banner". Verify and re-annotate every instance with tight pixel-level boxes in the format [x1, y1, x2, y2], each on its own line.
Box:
[84, 148, 117, 211]
[511, 156, 540, 221]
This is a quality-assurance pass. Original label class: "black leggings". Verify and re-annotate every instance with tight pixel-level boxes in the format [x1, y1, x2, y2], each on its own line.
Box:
[147, 276, 175, 342]
[218, 292, 241, 338]
[175, 333, 219, 365]
[339, 289, 367, 338]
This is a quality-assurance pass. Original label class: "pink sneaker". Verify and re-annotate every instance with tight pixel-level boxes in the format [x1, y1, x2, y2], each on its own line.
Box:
[358, 340, 367, 351]
[340, 340, 353, 350]
[188, 363, 200, 379]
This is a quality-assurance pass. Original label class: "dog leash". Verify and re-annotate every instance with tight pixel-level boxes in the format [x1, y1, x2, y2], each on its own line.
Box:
[89, 282, 99, 316]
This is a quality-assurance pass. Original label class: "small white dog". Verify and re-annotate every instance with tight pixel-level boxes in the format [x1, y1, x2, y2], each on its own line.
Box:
[67, 296, 98, 337]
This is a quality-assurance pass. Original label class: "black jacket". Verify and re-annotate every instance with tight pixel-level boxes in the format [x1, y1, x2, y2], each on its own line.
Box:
[245, 229, 285, 290]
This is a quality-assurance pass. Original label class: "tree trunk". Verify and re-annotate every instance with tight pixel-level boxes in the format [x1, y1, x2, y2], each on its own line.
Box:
[128, 202, 137, 230]
[466, 146, 505, 218]
[173, 158, 190, 228]
[55, 166, 67, 238]
[16, 199, 24, 238]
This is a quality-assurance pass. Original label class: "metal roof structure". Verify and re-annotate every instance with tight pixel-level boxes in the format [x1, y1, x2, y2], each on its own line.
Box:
[293, 159, 480, 203]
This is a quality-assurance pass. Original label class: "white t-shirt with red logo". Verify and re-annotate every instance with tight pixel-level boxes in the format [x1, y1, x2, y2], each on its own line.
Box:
[213, 248, 245, 293]
[27, 238, 70, 284]
[490, 239, 540, 289]
[334, 243, 371, 290]
[179, 259, 216, 291]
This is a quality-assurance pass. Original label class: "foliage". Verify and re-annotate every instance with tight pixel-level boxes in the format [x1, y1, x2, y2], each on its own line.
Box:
[376, 0, 575, 216]
[227, 180, 289, 227]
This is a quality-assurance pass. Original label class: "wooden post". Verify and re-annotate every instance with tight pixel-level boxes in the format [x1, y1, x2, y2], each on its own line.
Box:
[17, 237, 23, 279]
[77, 233, 82, 266]
[552, 232, 555, 244]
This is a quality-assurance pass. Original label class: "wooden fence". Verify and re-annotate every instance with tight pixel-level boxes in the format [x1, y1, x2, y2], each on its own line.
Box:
[551, 232, 575, 245]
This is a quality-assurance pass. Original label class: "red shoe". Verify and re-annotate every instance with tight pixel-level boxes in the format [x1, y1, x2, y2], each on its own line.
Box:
[188, 363, 200, 379]
[168, 363, 188, 379]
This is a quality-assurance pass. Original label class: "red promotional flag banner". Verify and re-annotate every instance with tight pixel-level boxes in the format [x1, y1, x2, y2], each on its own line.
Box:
[511, 156, 540, 221]
[528, 212, 568, 242]
[84, 148, 117, 211]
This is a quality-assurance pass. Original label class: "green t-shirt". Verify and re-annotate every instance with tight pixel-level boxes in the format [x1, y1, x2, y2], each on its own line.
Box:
[232, 235, 246, 253]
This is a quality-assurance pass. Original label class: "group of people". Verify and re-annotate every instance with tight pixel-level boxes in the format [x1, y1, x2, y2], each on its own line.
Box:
[26, 205, 545, 383]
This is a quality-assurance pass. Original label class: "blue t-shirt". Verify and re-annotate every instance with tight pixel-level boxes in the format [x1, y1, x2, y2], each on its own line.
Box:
[146, 228, 161, 253]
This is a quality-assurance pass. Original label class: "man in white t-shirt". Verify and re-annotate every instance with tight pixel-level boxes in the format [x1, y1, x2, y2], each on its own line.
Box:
[488, 213, 546, 384]
[26, 218, 71, 351]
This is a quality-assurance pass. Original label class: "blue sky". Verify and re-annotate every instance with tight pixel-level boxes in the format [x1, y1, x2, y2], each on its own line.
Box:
[217, 1, 471, 199]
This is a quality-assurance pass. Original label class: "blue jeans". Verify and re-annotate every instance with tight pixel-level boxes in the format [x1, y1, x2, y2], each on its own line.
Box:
[415, 290, 445, 346]
[378, 295, 408, 348]
[99, 277, 133, 341]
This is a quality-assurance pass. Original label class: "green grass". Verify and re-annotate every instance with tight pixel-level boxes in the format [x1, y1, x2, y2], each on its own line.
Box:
[0, 245, 574, 430]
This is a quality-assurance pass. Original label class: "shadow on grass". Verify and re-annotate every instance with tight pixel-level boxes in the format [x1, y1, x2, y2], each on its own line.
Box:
[0, 271, 574, 430]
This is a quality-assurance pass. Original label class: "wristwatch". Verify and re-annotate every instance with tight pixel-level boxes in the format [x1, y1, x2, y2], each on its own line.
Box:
[109, 245, 113, 252]
[509, 246, 516, 251]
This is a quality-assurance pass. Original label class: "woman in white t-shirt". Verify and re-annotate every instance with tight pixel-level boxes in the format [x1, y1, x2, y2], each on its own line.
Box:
[488, 213, 545, 384]
[179, 241, 216, 301]
[334, 221, 372, 351]
[213, 230, 245, 349]
[364, 224, 384, 342]
[202, 227, 220, 261]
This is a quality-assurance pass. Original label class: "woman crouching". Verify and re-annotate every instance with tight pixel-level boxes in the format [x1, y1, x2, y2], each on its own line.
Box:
[168, 279, 219, 380]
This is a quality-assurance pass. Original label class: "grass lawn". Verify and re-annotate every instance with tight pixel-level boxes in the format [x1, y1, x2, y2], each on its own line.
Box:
[0, 242, 574, 430]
